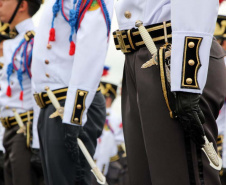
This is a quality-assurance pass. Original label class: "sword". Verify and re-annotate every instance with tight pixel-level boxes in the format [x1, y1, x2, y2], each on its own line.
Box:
[135, 20, 223, 171]
[45, 87, 64, 119]
[45, 87, 108, 184]
[12, 109, 26, 135]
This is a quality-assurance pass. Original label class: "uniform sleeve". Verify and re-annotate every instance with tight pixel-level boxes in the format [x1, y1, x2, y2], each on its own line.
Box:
[62, 1, 114, 126]
[170, 0, 219, 93]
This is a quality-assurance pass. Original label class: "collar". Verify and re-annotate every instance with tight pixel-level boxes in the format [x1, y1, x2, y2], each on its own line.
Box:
[15, 18, 34, 34]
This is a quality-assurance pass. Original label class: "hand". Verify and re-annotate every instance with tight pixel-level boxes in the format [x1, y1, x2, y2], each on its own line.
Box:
[64, 124, 81, 162]
[175, 92, 205, 147]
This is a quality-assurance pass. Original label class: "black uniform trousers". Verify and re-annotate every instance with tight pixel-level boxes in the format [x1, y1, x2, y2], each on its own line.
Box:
[121, 39, 226, 185]
[3, 124, 35, 185]
[38, 91, 106, 185]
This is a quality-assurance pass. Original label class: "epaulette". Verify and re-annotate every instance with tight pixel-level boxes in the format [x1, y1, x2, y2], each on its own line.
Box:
[24, 30, 35, 42]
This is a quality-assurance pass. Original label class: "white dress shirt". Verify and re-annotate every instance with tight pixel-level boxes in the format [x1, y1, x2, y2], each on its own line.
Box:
[0, 56, 5, 152]
[32, 0, 114, 126]
[0, 18, 40, 149]
[107, 107, 124, 145]
[217, 103, 226, 168]
[0, 18, 34, 117]
[93, 107, 124, 175]
[115, 0, 219, 94]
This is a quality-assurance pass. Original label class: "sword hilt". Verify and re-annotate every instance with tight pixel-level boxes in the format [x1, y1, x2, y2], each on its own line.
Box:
[135, 20, 157, 55]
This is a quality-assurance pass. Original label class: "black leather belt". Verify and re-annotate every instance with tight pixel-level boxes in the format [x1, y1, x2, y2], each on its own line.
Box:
[34, 86, 101, 109]
[1, 111, 33, 129]
[113, 21, 172, 53]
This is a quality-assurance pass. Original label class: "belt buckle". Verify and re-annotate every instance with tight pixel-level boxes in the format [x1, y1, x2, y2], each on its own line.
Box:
[1, 117, 10, 128]
[33, 93, 45, 108]
[0, 118, 6, 128]
[116, 30, 129, 53]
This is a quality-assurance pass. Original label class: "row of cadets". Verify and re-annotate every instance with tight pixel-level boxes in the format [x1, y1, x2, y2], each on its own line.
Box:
[215, 4, 226, 184]
[0, 21, 18, 185]
[31, 0, 114, 184]
[0, 0, 45, 184]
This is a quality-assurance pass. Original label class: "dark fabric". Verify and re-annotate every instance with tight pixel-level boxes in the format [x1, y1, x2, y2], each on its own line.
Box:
[220, 169, 226, 185]
[38, 91, 106, 185]
[121, 39, 226, 185]
[0, 151, 4, 185]
[106, 160, 123, 185]
[30, 149, 45, 185]
[3, 124, 36, 185]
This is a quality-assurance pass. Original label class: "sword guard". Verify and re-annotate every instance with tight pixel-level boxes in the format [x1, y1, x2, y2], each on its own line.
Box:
[141, 53, 158, 68]
[16, 126, 26, 135]
[202, 136, 222, 171]
[49, 107, 64, 119]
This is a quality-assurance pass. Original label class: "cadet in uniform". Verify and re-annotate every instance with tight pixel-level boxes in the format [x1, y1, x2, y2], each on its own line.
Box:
[114, 0, 226, 184]
[32, 0, 113, 184]
[0, 22, 17, 185]
[0, 0, 41, 184]
[215, 14, 226, 185]
[100, 79, 129, 185]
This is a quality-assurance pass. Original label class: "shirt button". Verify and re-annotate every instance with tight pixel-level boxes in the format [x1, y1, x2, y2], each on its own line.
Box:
[45, 60, 49, 64]
[47, 44, 52, 50]
[45, 73, 50, 78]
[77, 104, 82, 109]
[124, 11, 131, 19]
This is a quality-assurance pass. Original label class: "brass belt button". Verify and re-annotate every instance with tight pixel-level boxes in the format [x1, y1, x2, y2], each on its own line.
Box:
[188, 42, 195, 48]
[124, 11, 131, 19]
[45, 73, 50, 78]
[45, 60, 49, 64]
[186, 78, 193, 85]
[77, 104, 82, 109]
[188, 59, 195, 66]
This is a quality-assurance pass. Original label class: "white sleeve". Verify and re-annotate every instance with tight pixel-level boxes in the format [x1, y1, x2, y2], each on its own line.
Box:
[62, 0, 114, 126]
[170, 0, 219, 93]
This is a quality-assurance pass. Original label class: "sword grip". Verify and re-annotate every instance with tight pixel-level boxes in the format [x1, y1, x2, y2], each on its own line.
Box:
[45, 87, 61, 109]
[136, 21, 157, 55]
[12, 109, 25, 128]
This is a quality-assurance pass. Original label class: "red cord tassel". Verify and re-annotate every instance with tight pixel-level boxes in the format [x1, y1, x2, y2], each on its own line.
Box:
[19, 91, 23, 101]
[6, 85, 11, 97]
[102, 69, 108, 76]
[49, 28, 56, 41]
[69, 41, 76, 56]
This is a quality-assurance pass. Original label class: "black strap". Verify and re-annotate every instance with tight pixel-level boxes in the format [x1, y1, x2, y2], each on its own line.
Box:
[8, 0, 23, 24]
[184, 134, 196, 185]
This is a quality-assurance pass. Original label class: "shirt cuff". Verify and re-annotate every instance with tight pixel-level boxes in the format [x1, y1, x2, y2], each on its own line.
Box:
[171, 31, 213, 94]
[63, 86, 96, 126]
